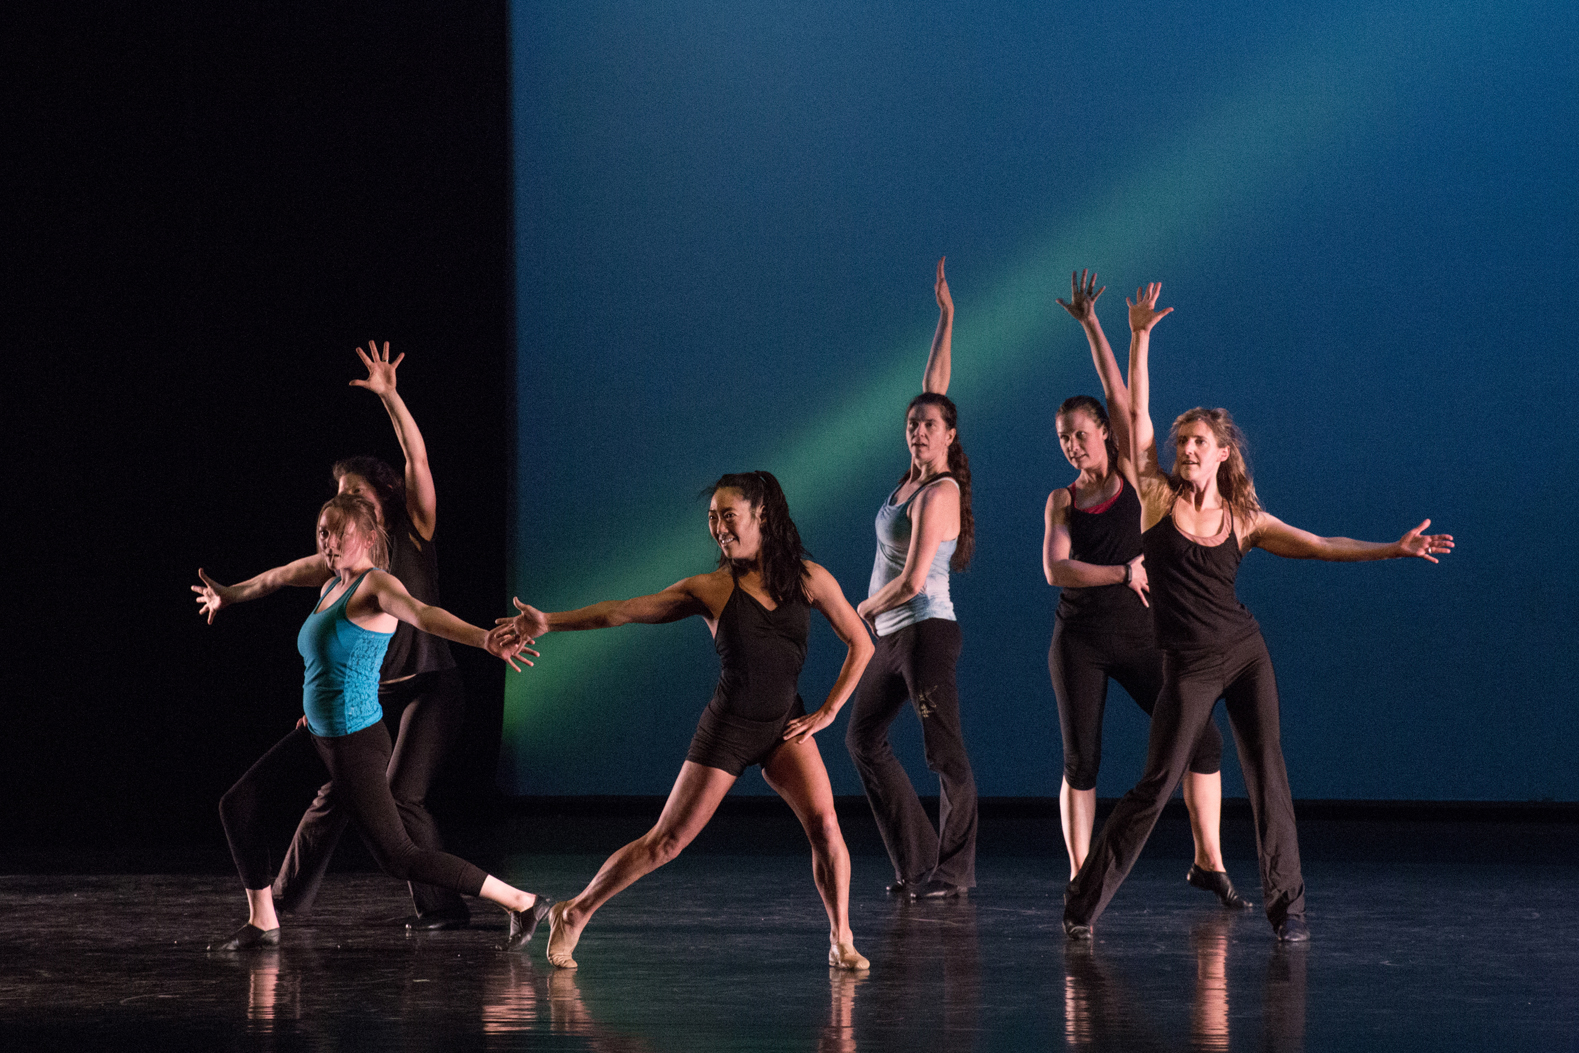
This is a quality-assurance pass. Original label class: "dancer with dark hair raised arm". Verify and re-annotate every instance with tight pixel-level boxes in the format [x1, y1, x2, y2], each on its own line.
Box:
[846, 258, 979, 900]
[1063, 284, 1453, 942]
[503, 472, 874, 971]
[193, 342, 476, 930]
[1048, 270, 1245, 907]
[209, 493, 549, 952]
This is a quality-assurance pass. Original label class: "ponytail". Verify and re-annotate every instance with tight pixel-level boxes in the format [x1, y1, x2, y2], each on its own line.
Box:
[904, 392, 974, 571]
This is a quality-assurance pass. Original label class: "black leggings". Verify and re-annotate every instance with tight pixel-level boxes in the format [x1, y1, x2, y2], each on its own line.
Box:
[219, 720, 488, 898]
[272, 669, 467, 916]
[1049, 621, 1223, 791]
[1064, 629, 1305, 927]
[846, 618, 977, 888]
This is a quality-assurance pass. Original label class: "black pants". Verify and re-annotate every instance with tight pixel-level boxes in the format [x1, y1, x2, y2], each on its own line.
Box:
[220, 717, 487, 900]
[1049, 621, 1223, 791]
[846, 618, 977, 888]
[1064, 630, 1305, 927]
[269, 670, 468, 918]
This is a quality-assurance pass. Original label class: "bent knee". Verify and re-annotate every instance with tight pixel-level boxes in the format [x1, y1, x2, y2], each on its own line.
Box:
[1063, 761, 1099, 792]
[804, 813, 844, 853]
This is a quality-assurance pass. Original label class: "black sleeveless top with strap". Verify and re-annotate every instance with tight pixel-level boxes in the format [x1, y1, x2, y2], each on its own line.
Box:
[1056, 476, 1153, 637]
[709, 582, 810, 723]
[1142, 508, 1259, 651]
[380, 511, 457, 680]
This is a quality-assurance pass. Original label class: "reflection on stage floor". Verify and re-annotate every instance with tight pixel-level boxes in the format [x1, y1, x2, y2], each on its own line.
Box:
[2, 829, 1577, 1050]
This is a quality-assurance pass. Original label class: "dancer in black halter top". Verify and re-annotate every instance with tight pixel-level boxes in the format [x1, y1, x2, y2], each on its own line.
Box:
[1063, 283, 1453, 943]
[503, 471, 874, 971]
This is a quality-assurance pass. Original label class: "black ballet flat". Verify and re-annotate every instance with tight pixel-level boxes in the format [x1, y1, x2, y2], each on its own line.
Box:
[1063, 916, 1093, 941]
[504, 896, 554, 952]
[908, 879, 967, 900]
[1186, 864, 1254, 910]
[885, 878, 912, 896]
[405, 910, 471, 932]
[1274, 916, 1310, 943]
[208, 923, 280, 951]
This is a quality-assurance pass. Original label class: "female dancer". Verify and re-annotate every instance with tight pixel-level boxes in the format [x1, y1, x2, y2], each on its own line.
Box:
[1048, 270, 1245, 907]
[845, 258, 979, 899]
[1063, 284, 1452, 942]
[211, 493, 549, 951]
[194, 341, 474, 930]
[503, 472, 874, 971]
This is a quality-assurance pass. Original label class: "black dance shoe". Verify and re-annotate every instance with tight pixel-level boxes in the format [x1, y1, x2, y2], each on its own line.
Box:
[405, 909, 472, 932]
[208, 923, 280, 951]
[885, 878, 911, 896]
[909, 879, 967, 900]
[1062, 915, 1093, 941]
[1185, 864, 1254, 910]
[1274, 916, 1310, 943]
[504, 896, 555, 952]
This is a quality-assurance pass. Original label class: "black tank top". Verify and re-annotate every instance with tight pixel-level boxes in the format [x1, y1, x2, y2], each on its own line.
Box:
[710, 582, 810, 723]
[380, 512, 457, 680]
[1142, 508, 1258, 651]
[1055, 477, 1153, 637]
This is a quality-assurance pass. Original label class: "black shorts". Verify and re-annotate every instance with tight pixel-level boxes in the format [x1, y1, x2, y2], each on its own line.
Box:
[685, 696, 806, 777]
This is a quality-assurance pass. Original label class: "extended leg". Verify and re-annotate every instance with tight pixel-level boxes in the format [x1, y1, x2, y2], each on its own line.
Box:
[547, 761, 737, 968]
[846, 636, 936, 886]
[905, 619, 976, 889]
[385, 670, 470, 921]
[1050, 625, 1111, 879]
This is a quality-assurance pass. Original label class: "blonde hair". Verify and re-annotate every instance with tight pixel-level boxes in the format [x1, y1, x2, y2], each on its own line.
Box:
[1167, 407, 1261, 521]
[317, 493, 391, 569]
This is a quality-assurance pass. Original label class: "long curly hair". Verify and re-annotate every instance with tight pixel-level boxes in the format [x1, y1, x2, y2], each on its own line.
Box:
[901, 392, 975, 571]
[1057, 394, 1120, 472]
[1167, 407, 1261, 522]
[331, 455, 406, 527]
[317, 492, 391, 570]
[704, 470, 811, 606]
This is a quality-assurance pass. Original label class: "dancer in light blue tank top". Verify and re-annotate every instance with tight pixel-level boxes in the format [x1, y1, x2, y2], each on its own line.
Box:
[297, 568, 391, 737]
[845, 258, 980, 899]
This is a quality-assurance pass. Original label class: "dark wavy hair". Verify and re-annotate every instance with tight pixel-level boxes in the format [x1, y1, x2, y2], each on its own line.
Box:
[1057, 394, 1120, 470]
[901, 393, 974, 571]
[703, 470, 811, 606]
[317, 492, 390, 569]
[331, 456, 405, 526]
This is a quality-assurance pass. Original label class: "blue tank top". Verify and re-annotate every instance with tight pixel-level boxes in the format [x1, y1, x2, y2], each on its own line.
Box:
[868, 475, 958, 637]
[298, 570, 393, 737]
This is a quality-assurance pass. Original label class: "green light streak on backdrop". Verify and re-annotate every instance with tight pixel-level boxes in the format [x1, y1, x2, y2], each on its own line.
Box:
[504, 8, 1438, 791]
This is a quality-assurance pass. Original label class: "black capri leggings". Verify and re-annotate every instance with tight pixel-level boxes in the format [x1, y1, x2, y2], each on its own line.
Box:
[219, 722, 488, 897]
[1049, 620, 1223, 791]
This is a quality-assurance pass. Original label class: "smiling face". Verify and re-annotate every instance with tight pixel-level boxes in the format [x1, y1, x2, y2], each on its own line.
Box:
[335, 472, 385, 524]
[906, 403, 956, 471]
[1174, 419, 1232, 489]
[1057, 408, 1110, 473]
[708, 487, 765, 564]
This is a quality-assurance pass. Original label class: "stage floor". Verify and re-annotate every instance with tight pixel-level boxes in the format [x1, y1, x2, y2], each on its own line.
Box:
[3, 822, 1577, 1052]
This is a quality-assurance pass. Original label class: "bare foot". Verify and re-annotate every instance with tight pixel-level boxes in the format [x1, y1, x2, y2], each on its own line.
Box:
[828, 940, 869, 971]
[546, 901, 582, 969]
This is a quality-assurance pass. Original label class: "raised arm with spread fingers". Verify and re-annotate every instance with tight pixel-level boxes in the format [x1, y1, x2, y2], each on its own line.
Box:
[352, 340, 437, 539]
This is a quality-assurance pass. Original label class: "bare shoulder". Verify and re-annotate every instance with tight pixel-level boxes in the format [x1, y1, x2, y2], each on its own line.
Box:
[1046, 487, 1072, 515]
[799, 560, 839, 599]
[1239, 508, 1280, 551]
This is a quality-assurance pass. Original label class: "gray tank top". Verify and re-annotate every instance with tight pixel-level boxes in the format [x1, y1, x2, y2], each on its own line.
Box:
[868, 475, 958, 636]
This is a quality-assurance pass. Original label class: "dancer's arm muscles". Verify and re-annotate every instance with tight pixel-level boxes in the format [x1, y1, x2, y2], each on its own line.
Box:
[351, 340, 437, 541]
[1057, 269, 1135, 482]
[857, 481, 958, 620]
[192, 556, 332, 623]
[535, 578, 711, 632]
[783, 563, 876, 742]
[1248, 514, 1454, 563]
[365, 571, 537, 668]
[1043, 490, 1129, 587]
[1126, 283, 1173, 529]
[922, 256, 953, 395]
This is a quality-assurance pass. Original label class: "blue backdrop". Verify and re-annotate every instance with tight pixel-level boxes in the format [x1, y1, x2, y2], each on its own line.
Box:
[504, 0, 1577, 800]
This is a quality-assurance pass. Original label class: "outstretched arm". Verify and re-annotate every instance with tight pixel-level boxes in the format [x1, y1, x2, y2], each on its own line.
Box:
[782, 563, 876, 743]
[191, 556, 332, 624]
[1126, 282, 1174, 524]
[503, 576, 712, 638]
[351, 340, 437, 540]
[922, 257, 954, 395]
[1057, 269, 1134, 479]
[365, 572, 539, 671]
[1247, 514, 1455, 563]
[1043, 490, 1149, 603]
